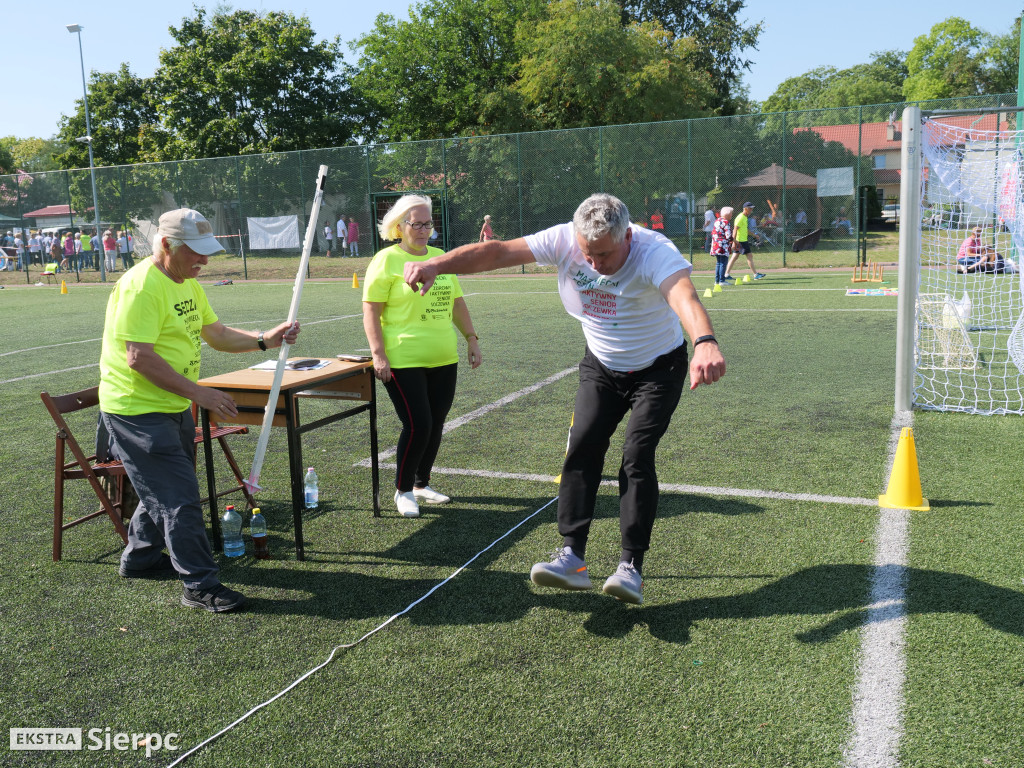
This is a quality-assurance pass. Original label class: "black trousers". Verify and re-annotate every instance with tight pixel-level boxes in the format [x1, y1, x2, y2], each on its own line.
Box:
[384, 363, 458, 492]
[558, 344, 687, 564]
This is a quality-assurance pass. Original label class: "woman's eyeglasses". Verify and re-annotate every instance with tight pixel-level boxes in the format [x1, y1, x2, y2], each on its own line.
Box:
[403, 220, 433, 231]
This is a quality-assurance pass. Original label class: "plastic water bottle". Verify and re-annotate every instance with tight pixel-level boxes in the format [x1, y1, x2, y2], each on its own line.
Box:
[304, 467, 319, 509]
[221, 504, 244, 557]
[250, 507, 269, 560]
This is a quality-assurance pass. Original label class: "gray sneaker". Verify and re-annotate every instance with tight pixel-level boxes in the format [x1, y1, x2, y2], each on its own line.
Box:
[530, 546, 592, 590]
[602, 561, 643, 604]
[181, 584, 246, 613]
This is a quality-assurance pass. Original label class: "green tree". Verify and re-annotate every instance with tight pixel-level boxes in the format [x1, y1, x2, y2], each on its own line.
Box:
[0, 137, 64, 172]
[515, 0, 711, 129]
[150, 7, 360, 159]
[0, 139, 17, 174]
[617, 0, 762, 113]
[55, 64, 157, 169]
[353, 0, 545, 142]
[981, 15, 1022, 94]
[903, 17, 991, 101]
[763, 51, 907, 117]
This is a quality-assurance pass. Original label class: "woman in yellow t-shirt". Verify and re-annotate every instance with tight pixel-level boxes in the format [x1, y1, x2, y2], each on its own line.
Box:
[362, 194, 482, 518]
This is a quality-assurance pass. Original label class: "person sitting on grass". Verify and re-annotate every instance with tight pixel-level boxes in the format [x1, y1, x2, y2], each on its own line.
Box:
[957, 227, 1005, 273]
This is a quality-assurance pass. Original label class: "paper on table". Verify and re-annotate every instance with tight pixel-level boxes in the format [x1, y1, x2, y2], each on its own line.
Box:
[249, 359, 330, 371]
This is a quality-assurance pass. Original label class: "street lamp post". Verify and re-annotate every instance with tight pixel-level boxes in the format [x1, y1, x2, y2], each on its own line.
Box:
[66, 23, 105, 282]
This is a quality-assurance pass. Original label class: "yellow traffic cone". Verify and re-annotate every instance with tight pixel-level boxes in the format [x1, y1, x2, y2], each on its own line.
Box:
[352, 272, 359, 289]
[703, 288, 713, 298]
[743, 274, 751, 283]
[60, 280, 68, 295]
[879, 427, 929, 510]
[712, 283, 722, 293]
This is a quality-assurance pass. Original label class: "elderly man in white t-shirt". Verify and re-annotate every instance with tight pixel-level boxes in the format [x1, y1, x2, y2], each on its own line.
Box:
[404, 193, 725, 605]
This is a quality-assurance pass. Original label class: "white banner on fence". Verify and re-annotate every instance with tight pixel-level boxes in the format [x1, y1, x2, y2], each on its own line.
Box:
[816, 167, 854, 197]
[247, 215, 300, 250]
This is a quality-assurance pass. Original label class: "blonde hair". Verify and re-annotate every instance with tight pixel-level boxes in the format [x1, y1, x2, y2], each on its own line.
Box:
[378, 194, 433, 241]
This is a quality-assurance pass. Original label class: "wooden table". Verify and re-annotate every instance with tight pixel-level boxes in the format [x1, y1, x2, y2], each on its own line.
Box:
[197, 358, 379, 560]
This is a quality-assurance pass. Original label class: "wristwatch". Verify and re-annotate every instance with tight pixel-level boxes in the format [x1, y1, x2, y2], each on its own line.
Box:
[257, 331, 267, 351]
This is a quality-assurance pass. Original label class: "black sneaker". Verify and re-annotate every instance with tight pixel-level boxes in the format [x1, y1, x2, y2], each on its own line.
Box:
[119, 553, 176, 579]
[181, 584, 246, 613]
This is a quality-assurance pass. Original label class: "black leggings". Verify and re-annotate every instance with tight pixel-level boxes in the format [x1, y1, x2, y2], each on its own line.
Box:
[384, 364, 458, 492]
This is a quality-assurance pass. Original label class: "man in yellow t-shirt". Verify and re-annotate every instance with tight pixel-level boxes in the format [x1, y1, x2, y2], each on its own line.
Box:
[99, 208, 299, 613]
[724, 202, 765, 282]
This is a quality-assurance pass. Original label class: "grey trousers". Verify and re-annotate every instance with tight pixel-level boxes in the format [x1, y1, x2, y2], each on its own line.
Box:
[100, 409, 220, 590]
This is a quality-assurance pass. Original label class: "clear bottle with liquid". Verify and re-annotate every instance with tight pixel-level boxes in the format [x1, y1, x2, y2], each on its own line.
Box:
[304, 467, 319, 509]
[250, 507, 269, 560]
[221, 504, 244, 557]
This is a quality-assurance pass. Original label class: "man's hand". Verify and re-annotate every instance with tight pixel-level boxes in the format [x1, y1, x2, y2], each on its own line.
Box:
[194, 386, 238, 419]
[268, 321, 300, 348]
[689, 342, 725, 390]
[404, 260, 438, 295]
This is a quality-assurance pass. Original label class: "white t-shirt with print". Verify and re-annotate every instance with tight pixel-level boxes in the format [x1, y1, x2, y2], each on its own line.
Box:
[524, 223, 690, 371]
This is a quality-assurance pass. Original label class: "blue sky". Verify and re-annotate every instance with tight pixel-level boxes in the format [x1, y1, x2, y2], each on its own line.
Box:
[3, 0, 1019, 140]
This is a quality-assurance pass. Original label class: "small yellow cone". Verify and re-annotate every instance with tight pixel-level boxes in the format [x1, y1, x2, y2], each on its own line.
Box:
[879, 427, 929, 510]
[743, 274, 751, 283]
[352, 273, 359, 289]
[703, 288, 713, 298]
[712, 283, 722, 293]
[60, 280, 68, 295]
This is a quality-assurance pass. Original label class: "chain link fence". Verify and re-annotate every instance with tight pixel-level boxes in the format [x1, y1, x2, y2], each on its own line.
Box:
[1, 94, 1017, 284]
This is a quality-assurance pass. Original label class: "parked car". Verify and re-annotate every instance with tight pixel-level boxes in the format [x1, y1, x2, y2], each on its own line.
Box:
[881, 203, 900, 221]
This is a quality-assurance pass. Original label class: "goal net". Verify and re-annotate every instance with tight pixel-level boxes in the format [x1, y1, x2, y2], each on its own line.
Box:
[913, 115, 1024, 414]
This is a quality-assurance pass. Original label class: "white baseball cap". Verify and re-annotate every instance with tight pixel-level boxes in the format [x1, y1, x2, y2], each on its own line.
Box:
[156, 208, 225, 256]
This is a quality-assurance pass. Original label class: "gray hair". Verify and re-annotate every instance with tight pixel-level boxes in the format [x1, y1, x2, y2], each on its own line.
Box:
[378, 194, 433, 242]
[720, 206, 734, 218]
[153, 235, 185, 257]
[572, 193, 630, 243]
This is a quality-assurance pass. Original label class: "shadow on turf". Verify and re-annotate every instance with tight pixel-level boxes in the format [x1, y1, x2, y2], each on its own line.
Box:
[221, 554, 1024, 653]
[578, 564, 1024, 645]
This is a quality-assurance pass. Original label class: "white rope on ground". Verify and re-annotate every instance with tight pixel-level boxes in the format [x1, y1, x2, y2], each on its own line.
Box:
[164, 496, 557, 768]
[842, 410, 913, 768]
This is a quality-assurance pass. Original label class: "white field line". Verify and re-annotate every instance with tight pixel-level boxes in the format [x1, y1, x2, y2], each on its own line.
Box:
[842, 410, 913, 768]
[1, 315, 360, 385]
[3, 362, 100, 384]
[708, 308, 896, 313]
[0, 337, 101, 357]
[372, 463, 878, 507]
[354, 367, 577, 466]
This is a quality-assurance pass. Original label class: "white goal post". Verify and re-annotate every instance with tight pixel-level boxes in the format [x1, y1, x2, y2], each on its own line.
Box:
[895, 104, 1024, 415]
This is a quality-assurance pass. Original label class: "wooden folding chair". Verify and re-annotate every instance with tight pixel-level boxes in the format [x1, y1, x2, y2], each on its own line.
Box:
[191, 403, 257, 510]
[40, 387, 131, 561]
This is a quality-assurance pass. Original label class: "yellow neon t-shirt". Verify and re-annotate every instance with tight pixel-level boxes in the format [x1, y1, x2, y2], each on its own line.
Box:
[734, 212, 749, 242]
[362, 244, 463, 369]
[99, 259, 218, 415]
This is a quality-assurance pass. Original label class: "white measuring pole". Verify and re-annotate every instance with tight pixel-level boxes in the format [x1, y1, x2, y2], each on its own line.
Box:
[244, 165, 329, 493]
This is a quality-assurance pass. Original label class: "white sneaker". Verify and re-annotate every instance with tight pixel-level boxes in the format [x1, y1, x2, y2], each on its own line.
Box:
[530, 546, 592, 591]
[394, 489, 420, 518]
[602, 561, 643, 604]
[413, 485, 450, 504]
